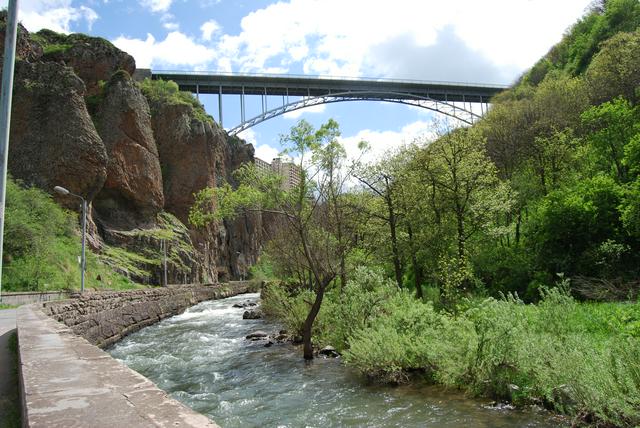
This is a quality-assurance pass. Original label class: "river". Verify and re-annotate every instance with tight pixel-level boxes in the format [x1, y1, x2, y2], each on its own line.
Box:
[108, 293, 565, 427]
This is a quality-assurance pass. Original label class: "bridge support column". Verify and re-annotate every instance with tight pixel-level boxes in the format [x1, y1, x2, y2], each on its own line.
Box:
[218, 86, 223, 128]
[240, 86, 245, 123]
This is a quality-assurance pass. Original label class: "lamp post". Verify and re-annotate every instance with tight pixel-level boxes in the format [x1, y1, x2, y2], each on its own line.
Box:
[54, 186, 86, 293]
[0, 0, 20, 304]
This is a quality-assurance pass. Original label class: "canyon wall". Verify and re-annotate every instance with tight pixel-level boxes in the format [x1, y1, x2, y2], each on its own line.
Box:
[0, 16, 264, 285]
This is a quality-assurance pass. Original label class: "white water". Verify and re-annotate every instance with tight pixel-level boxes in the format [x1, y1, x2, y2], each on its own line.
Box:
[109, 293, 565, 427]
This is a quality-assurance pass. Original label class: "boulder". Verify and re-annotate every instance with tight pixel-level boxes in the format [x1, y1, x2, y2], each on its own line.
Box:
[318, 346, 340, 358]
[93, 70, 164, 227]
[246, 331, 268, 340]
[36, 29, 136, 96]
[233, 301, 257, 308]
[242, 309, 262, 319]
[8, 60, 107, 205]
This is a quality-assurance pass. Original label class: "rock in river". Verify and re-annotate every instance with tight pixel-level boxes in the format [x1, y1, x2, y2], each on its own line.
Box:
[243, 309, 262, 319]
[246, 331, 268, 340]
[319, 346, 340, 358]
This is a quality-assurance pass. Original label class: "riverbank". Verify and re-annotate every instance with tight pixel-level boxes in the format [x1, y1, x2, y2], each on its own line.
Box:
[109, 292, 563, 427]
[261, 272, 640, 427]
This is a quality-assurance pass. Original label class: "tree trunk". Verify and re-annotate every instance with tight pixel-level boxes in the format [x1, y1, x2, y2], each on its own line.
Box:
[407, 224, 423, 299]
[302, 279, 328, 360]
[456, 213, 465, 260]
[387, 198, 403, 289]
[515, 209, 522, 246]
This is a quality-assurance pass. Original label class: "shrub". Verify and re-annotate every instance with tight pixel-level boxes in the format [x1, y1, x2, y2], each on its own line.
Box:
[2, 177, 139, 291]
[139, 78, 213, 124]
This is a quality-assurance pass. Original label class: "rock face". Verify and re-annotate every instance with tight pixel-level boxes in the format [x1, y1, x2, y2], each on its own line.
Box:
[150, 102, 222, 222]
[149, 102, 263, 282]
[0, 15, 43, 62]
[3, 16, 265, 285]
[36, 29, 136, 96]
[93, 71, 164, 227]
[9, 60, 107, 204]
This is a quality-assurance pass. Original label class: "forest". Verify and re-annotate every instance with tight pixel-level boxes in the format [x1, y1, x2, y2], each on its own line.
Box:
[189, 1, 640, 426]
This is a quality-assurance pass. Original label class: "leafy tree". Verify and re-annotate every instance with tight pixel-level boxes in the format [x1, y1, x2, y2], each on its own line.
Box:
[586, 29, 640, 105]
[581, 97, 639, 182]
[190, 119, 358, 360]
[415, 127, 512, 261]
[525, 175, 632, 278]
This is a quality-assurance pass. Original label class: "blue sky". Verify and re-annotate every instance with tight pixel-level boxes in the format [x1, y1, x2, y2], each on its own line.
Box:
[5, 0, 592, 162]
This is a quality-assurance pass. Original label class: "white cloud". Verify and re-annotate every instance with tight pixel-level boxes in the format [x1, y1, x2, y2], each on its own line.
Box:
[140, 0, 173, 13]
[11, 0, 99, 33]
[211, 0, 591, 82]
[282, 103, 326, 119]
[254, 144, 280, 163]
[163, 22, 179, 31]
[200, 19, 220, 41]
[113, 31, 216, 68]
[340, 120, 437, 164]
[238, 129, 280, 162]
[237, 128, 258, 145]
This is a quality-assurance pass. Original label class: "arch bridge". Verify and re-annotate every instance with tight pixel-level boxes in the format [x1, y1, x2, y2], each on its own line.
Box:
[149, 70, 508, 136]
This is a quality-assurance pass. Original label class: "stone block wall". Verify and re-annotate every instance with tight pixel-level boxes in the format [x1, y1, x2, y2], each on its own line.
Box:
[41, 282, 256, 348]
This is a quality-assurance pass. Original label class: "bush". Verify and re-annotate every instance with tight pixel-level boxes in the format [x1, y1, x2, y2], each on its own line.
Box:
[2, 177, 139, 291]
[139, 78, 213, 124]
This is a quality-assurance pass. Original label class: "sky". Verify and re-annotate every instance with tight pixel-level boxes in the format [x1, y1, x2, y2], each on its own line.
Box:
[3, 0, 593, 163]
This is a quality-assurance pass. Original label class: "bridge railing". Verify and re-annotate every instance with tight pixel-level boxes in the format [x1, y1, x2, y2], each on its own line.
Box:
[151, 69, 510, 90]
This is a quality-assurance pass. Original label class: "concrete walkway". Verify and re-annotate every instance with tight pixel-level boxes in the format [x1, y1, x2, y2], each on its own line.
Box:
[0, 308, 17, 424]
[18, 304, 218, 427]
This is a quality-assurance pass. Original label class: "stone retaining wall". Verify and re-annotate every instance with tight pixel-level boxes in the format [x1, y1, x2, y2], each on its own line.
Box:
[42, 282, 255, 348]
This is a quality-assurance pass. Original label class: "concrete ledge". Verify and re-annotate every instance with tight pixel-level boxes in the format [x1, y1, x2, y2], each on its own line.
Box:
[17, 304, 219, 427]
[16, 283, 260, 427]
[0, 291, 70, 306]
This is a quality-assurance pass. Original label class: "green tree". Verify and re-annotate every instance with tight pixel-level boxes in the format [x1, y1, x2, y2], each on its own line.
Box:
[191, 119, 358, 360]
[581, 97, 639, 182]
[416, 127, 511, 261]
[585, 28, 640, 104]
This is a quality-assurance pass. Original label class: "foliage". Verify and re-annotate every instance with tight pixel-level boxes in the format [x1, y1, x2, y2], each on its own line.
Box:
[139, 78, 214, 124]
[267, 267, 640, 425]
[525, 175, 637, 278]
[581, 97, 640, 182]
[2, 177, 140, 291]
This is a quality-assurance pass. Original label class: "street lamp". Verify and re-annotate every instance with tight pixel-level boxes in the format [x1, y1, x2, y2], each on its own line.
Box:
[54, 186, 86, 293]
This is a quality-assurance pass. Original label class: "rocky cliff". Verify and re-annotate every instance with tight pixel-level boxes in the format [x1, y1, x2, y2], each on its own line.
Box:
[0, 18, 264, 286]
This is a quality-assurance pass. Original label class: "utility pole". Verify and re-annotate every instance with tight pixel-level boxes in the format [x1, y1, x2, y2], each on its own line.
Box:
[0, 0, 19, 303]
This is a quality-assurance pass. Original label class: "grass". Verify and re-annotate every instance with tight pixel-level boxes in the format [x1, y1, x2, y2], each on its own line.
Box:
[0, 304, 18, 310]
[99, 211, 197, 282]
[0, 333, 21, 428]
[2, 177, 142, 292]
[263, 269, 640, 427]
[139, 78, 215, 125]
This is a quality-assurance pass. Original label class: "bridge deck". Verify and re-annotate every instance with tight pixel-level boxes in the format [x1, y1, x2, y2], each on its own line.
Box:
[150, 70, 507, 103]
